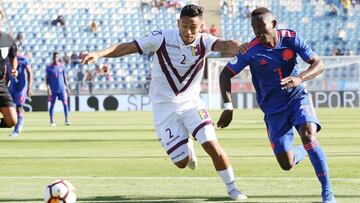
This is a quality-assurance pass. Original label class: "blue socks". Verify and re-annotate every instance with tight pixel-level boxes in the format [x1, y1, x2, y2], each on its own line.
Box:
[63, 102, 69, 122]
[49, 104, 55, 123]
[304, 140, 332, 193]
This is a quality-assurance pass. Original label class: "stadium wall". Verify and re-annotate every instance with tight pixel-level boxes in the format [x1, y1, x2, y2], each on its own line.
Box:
[25, 92, 360, 112]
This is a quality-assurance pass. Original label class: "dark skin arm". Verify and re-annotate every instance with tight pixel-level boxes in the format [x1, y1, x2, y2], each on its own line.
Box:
[280, 55, 324, 89]
[217, 67, 236, 128]
[25, 64, 33, 97]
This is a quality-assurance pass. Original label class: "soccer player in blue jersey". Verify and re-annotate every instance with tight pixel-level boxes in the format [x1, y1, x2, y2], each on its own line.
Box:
[46, 52, 70, 126]
[217, 7, 335, 203]
[5, 53, 32, 137]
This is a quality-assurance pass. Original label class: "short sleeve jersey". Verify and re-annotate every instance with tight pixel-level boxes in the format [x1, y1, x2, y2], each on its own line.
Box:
[226, 29, 316, 115]
[7, 55, 29, 92]
[46, 63, 67, 93]
[134, 28, 218, 104]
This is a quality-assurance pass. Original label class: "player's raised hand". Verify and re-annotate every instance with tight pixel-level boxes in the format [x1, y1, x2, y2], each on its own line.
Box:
[217, 110, 233, 128]
[280, 76, 303, 90]
[81, 53, 99, 65]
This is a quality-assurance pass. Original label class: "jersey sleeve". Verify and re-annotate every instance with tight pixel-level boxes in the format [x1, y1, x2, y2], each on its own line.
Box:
[202, 33, 218, 54]
[134, 30, 164, 54]
[293, 32, 316, 62]
[225, 53, 251, 75]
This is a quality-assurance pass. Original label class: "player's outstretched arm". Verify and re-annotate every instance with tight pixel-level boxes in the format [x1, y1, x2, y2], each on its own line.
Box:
[217, 67, 235, 128]
[9, 57, 18, 78]
[81, 42, 139, 64]
[281, 55, 324, 90]
[213, 40, 249, 56]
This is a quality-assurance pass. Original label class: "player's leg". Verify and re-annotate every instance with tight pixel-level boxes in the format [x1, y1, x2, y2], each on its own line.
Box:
[152, 103, 192, 169]
[294, 95, 335, 203]
[183, 106, 246, 200]
[12, 89, 27, 136]
[49, 94, 57, 126]
[265, 111, 307, 171]
[0, 81, 17, 128]
[58, 91, 70, 125]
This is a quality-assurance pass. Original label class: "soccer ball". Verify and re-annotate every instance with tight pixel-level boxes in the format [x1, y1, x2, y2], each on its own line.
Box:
[43, 179, 76, 203]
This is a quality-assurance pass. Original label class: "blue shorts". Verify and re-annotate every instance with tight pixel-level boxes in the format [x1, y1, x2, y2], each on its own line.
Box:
[264, 94, 321, 155]
[49, 91, 68, 105]
[10, 88, 27, 107]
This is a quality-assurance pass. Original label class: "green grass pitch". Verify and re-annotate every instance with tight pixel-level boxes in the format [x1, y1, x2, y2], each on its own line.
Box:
[0, 108, 359, 202]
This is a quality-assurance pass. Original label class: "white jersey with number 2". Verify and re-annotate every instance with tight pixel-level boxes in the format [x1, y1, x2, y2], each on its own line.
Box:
[134, 28, 218, 105]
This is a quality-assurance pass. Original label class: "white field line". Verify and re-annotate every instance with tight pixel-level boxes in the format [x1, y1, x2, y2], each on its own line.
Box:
[0, 176, 359, 182]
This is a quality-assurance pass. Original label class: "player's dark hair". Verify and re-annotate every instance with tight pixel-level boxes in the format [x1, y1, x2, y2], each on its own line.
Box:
[251, 7, 272, 17]
[53, 52, 59, 57]
[180, 4, 204, 18]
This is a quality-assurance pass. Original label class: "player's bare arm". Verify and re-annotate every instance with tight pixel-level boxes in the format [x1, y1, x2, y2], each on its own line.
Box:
[217, 67, 235, 128]
[10, 57, 18, 78]
[213, 40, 249, 56]
[46, 75, 51, 96]
[281, 55, 324, 90]
[26, 64, 33, 97]
[64, 74, 71, 94]
[81, 42, 139, 64]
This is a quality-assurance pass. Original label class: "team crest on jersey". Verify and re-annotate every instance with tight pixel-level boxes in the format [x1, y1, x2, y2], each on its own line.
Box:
[282, 48, 294, 61]
[260, 58, 268, 65]
[0, 47, 9, 59]
[198, 109, 209, 120]
[191, 44, 201, 56]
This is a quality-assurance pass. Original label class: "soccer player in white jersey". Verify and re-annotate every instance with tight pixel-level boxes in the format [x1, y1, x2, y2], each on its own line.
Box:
[82, 4, 247, 200]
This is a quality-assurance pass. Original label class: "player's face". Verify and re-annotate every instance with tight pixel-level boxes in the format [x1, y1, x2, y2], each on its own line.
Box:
[53, 54, 59, 64]
[251, 15, 276, 45]
[178, 16, 202, 45]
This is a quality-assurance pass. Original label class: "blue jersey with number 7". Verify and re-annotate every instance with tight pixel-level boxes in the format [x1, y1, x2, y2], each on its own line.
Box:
[226, 29, 316, 115]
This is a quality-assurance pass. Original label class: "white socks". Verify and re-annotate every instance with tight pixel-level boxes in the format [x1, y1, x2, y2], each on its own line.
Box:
[217, 166, 237, 192]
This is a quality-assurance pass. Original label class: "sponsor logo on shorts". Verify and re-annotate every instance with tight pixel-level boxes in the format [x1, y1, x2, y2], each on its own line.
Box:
[166, 134, 180, 147]
[171, 151, 185, 160]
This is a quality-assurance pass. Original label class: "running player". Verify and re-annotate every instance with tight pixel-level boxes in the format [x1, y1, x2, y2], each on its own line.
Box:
[46, 52, 70, 126]
[82, 4, 247, 200]
[5, 53, 32, 137]
[217, 7, 335, 203]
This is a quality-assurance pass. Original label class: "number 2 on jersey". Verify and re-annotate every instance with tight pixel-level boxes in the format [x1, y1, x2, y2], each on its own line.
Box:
[273, 67, 283, 80]
[180, 54, 186, 64]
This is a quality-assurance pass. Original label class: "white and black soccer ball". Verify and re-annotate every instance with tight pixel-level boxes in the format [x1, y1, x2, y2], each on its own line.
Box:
[44, 179, 76, 203]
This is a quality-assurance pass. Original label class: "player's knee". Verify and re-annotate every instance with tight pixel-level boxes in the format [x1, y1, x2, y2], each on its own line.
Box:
[299, 124, 317, 144]
[5, 117, 17, 127]
[174, 157, 190, 169]
[279, 161, 293, 171]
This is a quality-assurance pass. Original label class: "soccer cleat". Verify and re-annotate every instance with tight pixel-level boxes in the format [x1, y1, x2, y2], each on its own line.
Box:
[50, 122, 56, 127]
[187, 138, 197, 170]
[65, 121, 71, 126]
[9, 132, 19, 137]
[322, 190, 336, 203]
[228, 188, 247, 200]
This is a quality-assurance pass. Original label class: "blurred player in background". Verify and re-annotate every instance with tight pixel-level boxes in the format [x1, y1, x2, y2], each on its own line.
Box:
[5, 52, 32, 137]
[0, 8, 18, 130]
[217, 7, 335, 203]
[46, 52, 70, 126]
[82, 4, 248, 200]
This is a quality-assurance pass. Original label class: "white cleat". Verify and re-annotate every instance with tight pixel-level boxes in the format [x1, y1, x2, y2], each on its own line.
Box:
[50, 122, 56, 127]
[228, 188, 248, 200]
[187, 137, 197, 170]
[9, 132, 19, 137]
[65, 121, 71, 126]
